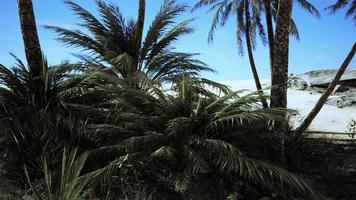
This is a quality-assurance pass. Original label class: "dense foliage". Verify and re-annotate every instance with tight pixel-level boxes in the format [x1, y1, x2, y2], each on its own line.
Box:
[1, 0, 356, 200]
[0, 59, 323, 199]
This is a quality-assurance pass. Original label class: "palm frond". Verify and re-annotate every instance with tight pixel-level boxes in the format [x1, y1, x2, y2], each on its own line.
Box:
[296, 0, 320, 18]
[201, 139, 323, 200]
[326, 0, 356, 23]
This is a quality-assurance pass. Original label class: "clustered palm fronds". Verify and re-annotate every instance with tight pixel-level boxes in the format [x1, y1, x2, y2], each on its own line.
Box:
[193, 0, 320, 51]
[0, 0, 338, 199]
[0, 55, 92, 185]
[326, 0, 356, 24]
[45, 0, 214, 90]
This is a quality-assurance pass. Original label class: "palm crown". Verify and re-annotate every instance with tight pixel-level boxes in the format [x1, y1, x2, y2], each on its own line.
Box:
[45, 0, 214, 89]
[85, 76, 323, 199]
[193, 0, 320, 51]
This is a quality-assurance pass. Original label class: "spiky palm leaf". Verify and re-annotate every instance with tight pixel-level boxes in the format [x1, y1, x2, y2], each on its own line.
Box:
[23, 148, 94, 200]
[326, 0, 356, 23]
[0, 56, 97, 188]
[193, 0, 319, 47]
[193, 0, 266, 54]
[45, 0, 214, 90]
[91, 76, 322, 199]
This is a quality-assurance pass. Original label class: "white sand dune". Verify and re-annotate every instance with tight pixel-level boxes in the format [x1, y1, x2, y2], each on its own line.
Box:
[222, 79, 356, 133]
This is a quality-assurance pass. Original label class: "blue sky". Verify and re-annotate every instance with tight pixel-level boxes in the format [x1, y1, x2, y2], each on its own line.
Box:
[0, 0, 355, 81]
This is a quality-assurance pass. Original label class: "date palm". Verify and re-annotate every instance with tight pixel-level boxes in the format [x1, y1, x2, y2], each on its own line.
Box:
[17, 0, 44, 105]
[88, 76, 323, 199]
[45, 0, 213, 90]
[0, 56, 95, 186]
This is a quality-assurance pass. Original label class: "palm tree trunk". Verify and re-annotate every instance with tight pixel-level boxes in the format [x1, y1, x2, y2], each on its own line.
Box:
[264, 0, 275, 69]
[17, 0, 43, 104]
[245, 0, 268, 108]
[295, 42, 356, 137]
[270, 0, 292, 109]
[135, 0, 145, 50]
[132, 0, 145, 88]
[270, 0, 293, 167]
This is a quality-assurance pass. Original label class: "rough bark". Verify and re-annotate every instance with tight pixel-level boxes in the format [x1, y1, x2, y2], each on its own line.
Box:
[270, 0, 292, 109]
[135, 0, 145, 51]
[17, 0, 43, 104]
[245, 0, 269, 108]
[295, 42, 356, 137]
[264, 0, 275, 70]
[132, 0, 145, 88]
[270, 0, 293, 167]
[17, 0, 43, 80]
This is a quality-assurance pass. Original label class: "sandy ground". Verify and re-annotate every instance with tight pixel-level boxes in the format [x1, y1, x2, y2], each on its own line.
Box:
[222, 79, 356, 134]
[287, 89, 356, 133]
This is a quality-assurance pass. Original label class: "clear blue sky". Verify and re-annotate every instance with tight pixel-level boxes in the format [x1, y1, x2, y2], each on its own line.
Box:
[0, 0, 355, 81]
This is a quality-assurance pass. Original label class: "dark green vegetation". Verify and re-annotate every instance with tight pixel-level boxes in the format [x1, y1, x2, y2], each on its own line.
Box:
[1, 0, 356, 199]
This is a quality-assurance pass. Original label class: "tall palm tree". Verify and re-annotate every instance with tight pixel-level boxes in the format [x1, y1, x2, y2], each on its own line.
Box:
[243, 0, 269, 108]
[269, 0, 319, 109]
[264, 0, 319, 69]
[269, 0, 319, 110]
[264, 0, 275, 69]
[132, 0, 145, 87]
[269, 0, 292, 110]
[135, 0, 146, 50]
[265, 0, 319, 165]
[194, 0, 269, 108]
[17, 0, 43, 104]
[45, 0, 213, 90]
[193, 0, 319, 108]
[269, 0, 293, 168]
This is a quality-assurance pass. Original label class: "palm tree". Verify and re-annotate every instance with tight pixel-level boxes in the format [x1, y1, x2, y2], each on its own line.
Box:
[16, 0, 44, 104]
[135, 0, 146, 51]
[0, 56, 94, 187]
[264, 0, 319, 167]
[269, 0, 292, 110]
[269, 0, 293, 168]
[243, 0, 269, 108]
[264, 0, 275, 69]
[269, 0, 319, 111]
[193, 0, 319, 108]
[86, 76, 323, 199]
[45, 0, 213, 90]
[132, 0, 145, 87]
[194, 0, 269, 108]
[265, 0, 319, 70]
[268, 0, 319, 110]
[326, 0, 356, 24]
